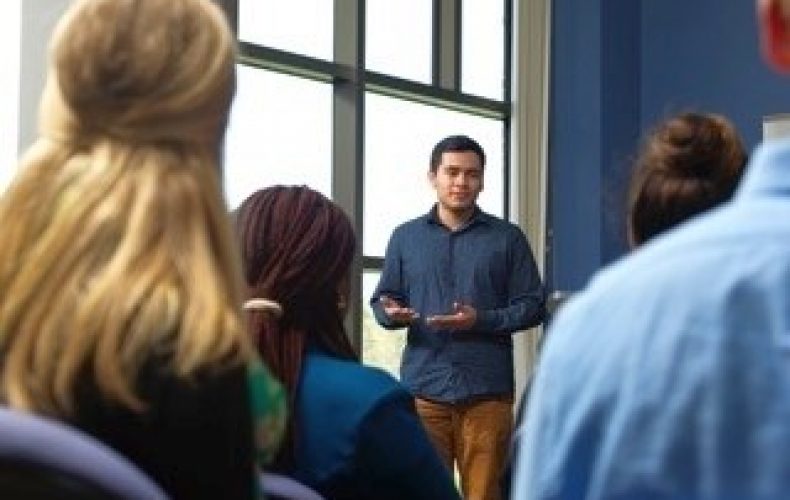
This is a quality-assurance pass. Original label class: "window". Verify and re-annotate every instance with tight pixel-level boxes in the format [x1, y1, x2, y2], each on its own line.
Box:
[221, 0, 513, 373]
[462, 0, 506, 100]
[361, 270, 406, 378]
[238, 0, 332, 61]
[224, 65, 332, 208]
[366, 0, 432, 84]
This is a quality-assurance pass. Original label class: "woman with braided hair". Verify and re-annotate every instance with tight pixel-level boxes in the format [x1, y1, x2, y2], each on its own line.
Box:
[237, 185, 459, 499]
[0, 0, 284, 498]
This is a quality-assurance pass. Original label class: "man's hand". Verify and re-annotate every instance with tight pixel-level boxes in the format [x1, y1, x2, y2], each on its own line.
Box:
[426, 302, 477, 331]
[379, 295, 420, 325]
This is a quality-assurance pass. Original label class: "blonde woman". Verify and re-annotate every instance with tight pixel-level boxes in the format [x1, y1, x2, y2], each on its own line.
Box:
[0, 0, 284, 498]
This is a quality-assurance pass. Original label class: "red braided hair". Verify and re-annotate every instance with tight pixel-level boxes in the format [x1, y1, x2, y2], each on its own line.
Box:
[236, 185, 357, 469]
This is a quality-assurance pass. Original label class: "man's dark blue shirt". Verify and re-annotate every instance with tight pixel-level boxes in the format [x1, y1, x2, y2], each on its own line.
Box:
[370, 206, 546, 403]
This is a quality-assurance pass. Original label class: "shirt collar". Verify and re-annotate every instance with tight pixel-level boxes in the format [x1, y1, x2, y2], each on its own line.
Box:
[737, 139, 790, 200]
[425, 204, 487, 229]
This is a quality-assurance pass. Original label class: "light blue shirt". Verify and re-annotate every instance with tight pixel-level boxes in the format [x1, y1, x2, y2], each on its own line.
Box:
[513, 140, 790, 499]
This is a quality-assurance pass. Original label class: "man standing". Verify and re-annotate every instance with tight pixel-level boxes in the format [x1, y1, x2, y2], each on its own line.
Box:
[371, 135, 546, 500]
[513, 1, 790, 497]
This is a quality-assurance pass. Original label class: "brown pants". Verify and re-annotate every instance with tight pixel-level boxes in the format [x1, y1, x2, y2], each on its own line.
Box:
[415, 397, 513, 500]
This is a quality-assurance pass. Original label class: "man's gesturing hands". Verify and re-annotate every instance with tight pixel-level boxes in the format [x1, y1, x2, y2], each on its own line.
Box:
[380, 297, 477, 331]
[426, 302, 477, 331]
[379, 296, 420, 325]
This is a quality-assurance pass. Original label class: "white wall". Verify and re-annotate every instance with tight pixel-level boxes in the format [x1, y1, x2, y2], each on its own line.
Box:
[764, 114, 790, 141]
[18, 0, 70, 153]
[0, 0, 70, 193]
[0, 1, 20, 192]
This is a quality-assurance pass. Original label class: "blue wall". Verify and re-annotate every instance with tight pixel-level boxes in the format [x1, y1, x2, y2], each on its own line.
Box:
[549, 0, 790, 292]
[547, 0, 602, 293]
[601, 0, 641, 264]
[548, 0, 640, 291]
[641, 0, 790, 147]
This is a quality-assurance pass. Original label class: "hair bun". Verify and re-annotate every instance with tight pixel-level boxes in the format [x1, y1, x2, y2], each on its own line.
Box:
[654, 113, 745, 182]
[44, 0, 235, 148]
[628, 112, 747, 246]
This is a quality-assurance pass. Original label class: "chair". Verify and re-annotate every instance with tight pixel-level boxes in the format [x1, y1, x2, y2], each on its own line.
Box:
[260, 471, 325, 500]
[0, 407, 168, 499]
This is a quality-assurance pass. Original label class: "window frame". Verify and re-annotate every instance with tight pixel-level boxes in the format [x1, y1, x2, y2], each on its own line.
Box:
[218, 0, 518, 352]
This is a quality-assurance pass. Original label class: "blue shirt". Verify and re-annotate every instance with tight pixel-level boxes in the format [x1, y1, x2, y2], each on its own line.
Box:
[293, 350, 460, 500]
[514, 140, 790, 499]
[371, 206, 546, 403]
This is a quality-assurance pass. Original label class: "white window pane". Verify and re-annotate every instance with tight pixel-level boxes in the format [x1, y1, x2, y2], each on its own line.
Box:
[238, 0, 333, 60]
[366, 0, 431, 83]
[364, 93, 505, 257]
[0, 0, 20, 193]
[362, 270, 406, 378]
[224, 65, 332, 209]
[462, 0, 505, 100]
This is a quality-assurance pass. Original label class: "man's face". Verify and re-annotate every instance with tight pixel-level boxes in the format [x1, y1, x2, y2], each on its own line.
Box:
[429, 150, 484, 212]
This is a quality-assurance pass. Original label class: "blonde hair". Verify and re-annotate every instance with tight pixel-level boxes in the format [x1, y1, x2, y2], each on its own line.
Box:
[0, 0, 251, 415]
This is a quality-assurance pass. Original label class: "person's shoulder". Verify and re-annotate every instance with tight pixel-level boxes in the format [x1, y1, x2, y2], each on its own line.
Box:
[534, 198, 790, 441]
[545, 200, 785, 358]
[384, 214, 430, 246]
[477, 209, 523, 232]
[137, 356, 248, 399]
[477, 210, 530, 244]
[306, 353, 398, 386]
[294, 355, 413, 486]
[395, 212, 431, 233]
[605, 199, 788, 287]
[303, 353, 407, 407]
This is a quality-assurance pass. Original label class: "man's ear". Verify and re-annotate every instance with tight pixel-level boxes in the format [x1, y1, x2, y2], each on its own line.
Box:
[427, 169, 436, 188]
[759, 0, 790, 72]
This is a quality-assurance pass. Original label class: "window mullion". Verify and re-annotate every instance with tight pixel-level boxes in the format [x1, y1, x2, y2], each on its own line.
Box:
[333, 0, 365, 350]
[432, 0, 461, 91]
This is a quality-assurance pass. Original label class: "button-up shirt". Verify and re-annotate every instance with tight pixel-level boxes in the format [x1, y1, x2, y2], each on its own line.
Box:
[371, 206, 546, 403]
[515, 140, 790, 498]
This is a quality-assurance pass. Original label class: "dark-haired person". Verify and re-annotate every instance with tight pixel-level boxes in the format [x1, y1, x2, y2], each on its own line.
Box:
[628, 112, 746, 247]
[370, 135, 546, 500]
[504, 112, 747, 497]
[513, 2, 790, 497]
[236, 186, 459, 500]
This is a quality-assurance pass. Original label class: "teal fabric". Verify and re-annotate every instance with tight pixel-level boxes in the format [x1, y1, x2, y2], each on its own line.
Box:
[290, 350, 460, 500]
